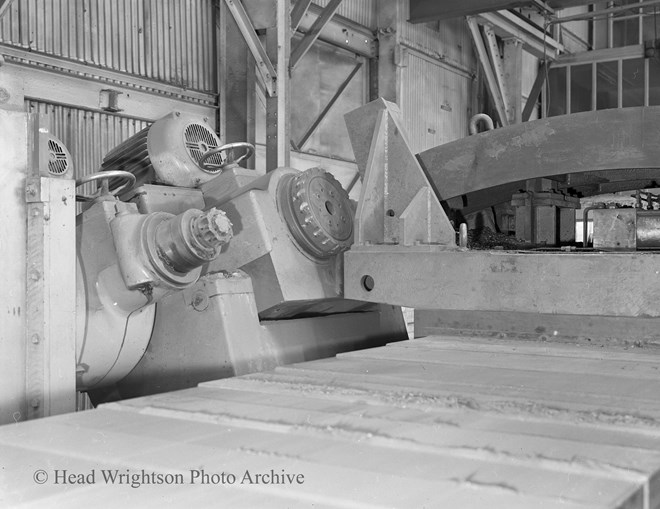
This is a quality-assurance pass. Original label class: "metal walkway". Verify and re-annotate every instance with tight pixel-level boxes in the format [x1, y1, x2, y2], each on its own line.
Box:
[4, 335, 660, 508]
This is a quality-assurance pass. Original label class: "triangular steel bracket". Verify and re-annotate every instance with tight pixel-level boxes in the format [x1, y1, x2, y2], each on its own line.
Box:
[347, 98, 456, 247]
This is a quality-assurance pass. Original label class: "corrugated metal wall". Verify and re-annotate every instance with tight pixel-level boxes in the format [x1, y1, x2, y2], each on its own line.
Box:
[0, 0, 216, 92]
[399, 0, 473, 72]
[26, 100, 150, 183]
[400, 51, 472, 153]
[312, 0, 375, 29]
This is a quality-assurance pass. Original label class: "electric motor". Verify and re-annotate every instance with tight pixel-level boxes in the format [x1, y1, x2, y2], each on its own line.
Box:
[101, 111, 225, 189]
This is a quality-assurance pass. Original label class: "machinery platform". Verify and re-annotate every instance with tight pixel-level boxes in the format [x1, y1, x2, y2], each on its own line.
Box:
[4, 335, 660, 508]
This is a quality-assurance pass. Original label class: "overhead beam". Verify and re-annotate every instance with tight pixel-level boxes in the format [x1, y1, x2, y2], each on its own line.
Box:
[410, 0, 530, 23]
[408, 0, 592, 23]
[477, 10, 563, 59]
[290, 0, 343, 71]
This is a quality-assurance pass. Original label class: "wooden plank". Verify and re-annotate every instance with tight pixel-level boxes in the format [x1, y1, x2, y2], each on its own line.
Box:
[4, 336, 660, 507]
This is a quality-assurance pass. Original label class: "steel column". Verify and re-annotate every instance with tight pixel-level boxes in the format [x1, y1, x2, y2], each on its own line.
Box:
[266, 0, 291, 170]
[224, 0, 278, 97]
[24, 116, 76, 420]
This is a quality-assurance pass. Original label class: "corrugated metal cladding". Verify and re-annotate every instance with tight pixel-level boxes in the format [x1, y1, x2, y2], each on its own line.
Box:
[400, 0, 474, 73]
[312, 0, 375, 29]
[0, 0, 216, 92]
[26, 100, 150, 181]
[400, 51, 472, 153]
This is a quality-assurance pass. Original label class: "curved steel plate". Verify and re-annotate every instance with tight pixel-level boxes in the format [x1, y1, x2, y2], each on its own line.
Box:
[417, 107, 660, 203]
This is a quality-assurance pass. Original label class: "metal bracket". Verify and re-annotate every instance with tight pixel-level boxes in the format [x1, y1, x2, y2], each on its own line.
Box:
[345, 99, 456, 248]
[224, 0, 277, 97]
[99, 89, 123, 112]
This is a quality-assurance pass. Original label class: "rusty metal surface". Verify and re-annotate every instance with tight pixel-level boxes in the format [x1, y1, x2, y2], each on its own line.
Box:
[4, 335, 660, 507]
[416, 107, 660, 204]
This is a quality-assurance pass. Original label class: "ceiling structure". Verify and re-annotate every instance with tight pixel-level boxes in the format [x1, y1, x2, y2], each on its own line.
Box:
[408, 0, 594, 23]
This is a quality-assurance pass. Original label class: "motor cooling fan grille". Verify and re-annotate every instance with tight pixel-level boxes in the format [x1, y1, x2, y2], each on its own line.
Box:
[47, 139, 69, 175]
[183, 123, 223, 173]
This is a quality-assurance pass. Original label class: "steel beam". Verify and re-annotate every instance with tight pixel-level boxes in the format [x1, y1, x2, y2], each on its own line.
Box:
[224, 0, 277, 97]
[290, 0, 313, 31]
[522, 60, 549, 121]
[345, 246, 660, 317]
[417, 106, 660, 202]
[375, 0, 400, 103]
[295, 3, 377, 58]
[218, 1, 250, 146]
[290, 0, 343, 71]
[467, 17, 509, 126]
[477, 10, 563, 59]
[0, 0, 13, 18]
[0, 45, 216, 123]
[483, 24, 510, 118]
[409, 0, 531, 23]
[297, 62, 362, 149]
[408, 0, 593, 23]
[503, 37, 523, 123]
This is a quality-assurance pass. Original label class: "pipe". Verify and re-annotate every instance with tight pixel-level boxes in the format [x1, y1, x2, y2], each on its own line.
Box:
[469, 113, 494, 135]
[582, 203, 605, 247]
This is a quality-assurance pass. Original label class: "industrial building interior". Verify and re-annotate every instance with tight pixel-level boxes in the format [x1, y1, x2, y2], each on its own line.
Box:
[4, 0, 660, 506]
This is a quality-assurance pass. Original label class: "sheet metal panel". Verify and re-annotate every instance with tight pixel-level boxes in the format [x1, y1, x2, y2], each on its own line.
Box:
[400, 0, 474, 73]
[2, 335, 660, 507]
[400, 50, 472, 153]
[26, 100, 150, 182]
[0, 0, 216, 92]
[312, 0, 375, 29]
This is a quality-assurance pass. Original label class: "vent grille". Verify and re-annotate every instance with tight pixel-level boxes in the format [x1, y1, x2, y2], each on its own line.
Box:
[47, 139, 69, 175]
[184, 123, 223, 173]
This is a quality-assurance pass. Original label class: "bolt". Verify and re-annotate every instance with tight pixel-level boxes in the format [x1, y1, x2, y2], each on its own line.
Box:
[26, 186, 36, 196]
[191, 291, 209, 311]
[31, 333, 40, 344]
[30, 398, 40, 409]
[29, 270, 41, 281]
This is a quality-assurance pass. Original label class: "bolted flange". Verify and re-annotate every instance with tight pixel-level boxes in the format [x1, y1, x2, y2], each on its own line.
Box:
[277, 168, 354, 259]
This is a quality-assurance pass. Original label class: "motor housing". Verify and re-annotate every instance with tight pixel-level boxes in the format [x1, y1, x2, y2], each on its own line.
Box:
[101, 111, 225, 189]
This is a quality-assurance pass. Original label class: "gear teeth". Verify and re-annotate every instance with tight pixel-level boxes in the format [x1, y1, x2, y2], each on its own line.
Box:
[280, 167, 354, 259]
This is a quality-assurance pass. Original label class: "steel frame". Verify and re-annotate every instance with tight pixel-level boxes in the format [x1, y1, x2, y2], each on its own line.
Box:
[290, 0, 344, 71]
[0, 45, 216, 123]
[344, 99, 660, 320]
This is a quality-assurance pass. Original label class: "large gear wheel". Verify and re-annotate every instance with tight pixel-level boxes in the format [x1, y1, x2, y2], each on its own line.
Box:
[277, 168, 354, 259]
